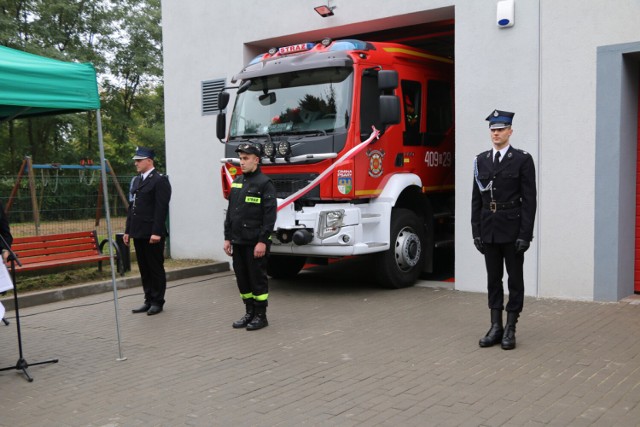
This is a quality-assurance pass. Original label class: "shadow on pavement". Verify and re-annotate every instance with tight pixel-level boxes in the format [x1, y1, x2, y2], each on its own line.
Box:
[271, 247, 455, 294]
[271, 256, 381, 294]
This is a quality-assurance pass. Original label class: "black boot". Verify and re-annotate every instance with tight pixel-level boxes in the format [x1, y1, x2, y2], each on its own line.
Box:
[246, 305, 268, 331]
[501, 312, 519, 350]
[232, 300, 255, 329]
[479, 309, 503, 348]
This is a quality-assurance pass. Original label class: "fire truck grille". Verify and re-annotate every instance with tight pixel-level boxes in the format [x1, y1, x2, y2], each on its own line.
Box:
[269, 173, 320, 199]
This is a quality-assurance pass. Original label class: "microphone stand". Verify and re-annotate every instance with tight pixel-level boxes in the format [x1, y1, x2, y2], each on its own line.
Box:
[0, 234, 58, 382]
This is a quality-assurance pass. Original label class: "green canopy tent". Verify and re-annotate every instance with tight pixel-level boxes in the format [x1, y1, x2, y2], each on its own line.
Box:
[0, 45, 125, 360]
[0, 45, 100, 121]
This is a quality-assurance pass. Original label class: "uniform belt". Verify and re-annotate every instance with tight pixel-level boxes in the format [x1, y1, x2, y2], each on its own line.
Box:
[483, 199, 521, 213]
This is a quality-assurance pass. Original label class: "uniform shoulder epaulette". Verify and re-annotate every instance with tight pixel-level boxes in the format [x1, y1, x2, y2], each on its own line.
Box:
[477, 149, 492, 158]
[513, 148, 530, 156]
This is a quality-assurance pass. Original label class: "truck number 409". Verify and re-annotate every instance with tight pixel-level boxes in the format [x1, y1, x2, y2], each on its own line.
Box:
[424, 151, 453, 168]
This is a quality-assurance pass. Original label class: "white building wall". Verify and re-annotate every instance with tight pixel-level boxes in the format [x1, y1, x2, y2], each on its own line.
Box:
[161, 0, 640, 301]
[454, 1, 541, 298]
[536, 0, 640, 300]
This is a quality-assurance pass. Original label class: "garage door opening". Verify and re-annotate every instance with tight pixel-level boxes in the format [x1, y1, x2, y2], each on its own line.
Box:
[236, 18, 456, 286]
[351, 19, 454, 60]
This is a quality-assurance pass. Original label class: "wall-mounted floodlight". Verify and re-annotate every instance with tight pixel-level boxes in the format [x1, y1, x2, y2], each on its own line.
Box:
[314, 2, 335, 17]
[497, 0, 515, 28]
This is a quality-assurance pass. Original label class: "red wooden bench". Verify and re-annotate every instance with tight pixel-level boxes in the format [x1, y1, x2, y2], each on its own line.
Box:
[5, 231, 122, 275]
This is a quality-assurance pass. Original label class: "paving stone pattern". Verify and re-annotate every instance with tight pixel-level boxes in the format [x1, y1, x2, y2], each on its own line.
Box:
[0, 266, 639, 426]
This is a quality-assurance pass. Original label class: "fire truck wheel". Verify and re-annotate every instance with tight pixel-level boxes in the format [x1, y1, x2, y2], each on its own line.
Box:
[376, 208, 425, 288]
[267, 255, 307, 279]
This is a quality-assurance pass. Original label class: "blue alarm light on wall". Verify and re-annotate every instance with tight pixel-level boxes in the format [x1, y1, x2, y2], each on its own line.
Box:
[497, 0, 515, 28]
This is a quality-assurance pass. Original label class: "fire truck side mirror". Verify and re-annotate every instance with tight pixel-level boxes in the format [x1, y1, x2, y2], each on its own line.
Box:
[379, 95, 401, 126]
[216, 112, 227, 142]
[218, 91, 230, 110]
[217, 91, 230, 142]
[378, 70, 398, 91]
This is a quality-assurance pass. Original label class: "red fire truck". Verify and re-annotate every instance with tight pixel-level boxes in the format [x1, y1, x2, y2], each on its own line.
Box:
[217, 38, 454, 288]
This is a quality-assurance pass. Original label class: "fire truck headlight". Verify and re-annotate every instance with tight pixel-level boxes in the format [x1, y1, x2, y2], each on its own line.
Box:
[318, 209, 344, 239]
[263, 142, 276, 158]
[277, 140, 291, 157]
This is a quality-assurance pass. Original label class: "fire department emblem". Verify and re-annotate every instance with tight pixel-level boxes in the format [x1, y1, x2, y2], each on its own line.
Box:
[367, 149, 385, 178]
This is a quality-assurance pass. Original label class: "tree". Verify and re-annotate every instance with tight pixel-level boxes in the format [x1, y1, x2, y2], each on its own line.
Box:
[101, 0, 163, 171]
[0, 0, 164, 176]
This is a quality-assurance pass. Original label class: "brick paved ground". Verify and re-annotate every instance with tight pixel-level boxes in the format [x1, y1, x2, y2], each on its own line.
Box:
[0, 259, 639, 426]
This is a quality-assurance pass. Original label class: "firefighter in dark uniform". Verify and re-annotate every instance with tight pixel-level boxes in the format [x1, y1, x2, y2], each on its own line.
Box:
[125, 147, 172, 316]
[224, 143, 277, 330]
[471, 110, 537, 350]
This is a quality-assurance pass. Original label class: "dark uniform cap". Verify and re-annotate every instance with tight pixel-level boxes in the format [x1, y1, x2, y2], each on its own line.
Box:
[486, 109, 515, 129]
[235, 143, 261, 157]
[132, 146, 155, 160]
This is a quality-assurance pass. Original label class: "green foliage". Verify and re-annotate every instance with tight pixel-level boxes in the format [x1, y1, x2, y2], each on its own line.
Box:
[0, 0, 165, 176]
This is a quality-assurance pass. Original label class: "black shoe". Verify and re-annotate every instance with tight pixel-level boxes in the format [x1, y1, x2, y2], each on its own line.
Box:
[501, 327, 516, 350]
[132, 304, 150, 314]
[232, 300, 255, 329]
[501, 312, 519, 350]
[479, 309, 503, 348]
[147, 305, 163, 316]
[479, 324, 504, 347]
[246, 313, 268, 330]
[232, 312, 254, 329]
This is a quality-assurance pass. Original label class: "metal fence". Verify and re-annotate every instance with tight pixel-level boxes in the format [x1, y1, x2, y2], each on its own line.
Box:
[0, 173, 132, 239]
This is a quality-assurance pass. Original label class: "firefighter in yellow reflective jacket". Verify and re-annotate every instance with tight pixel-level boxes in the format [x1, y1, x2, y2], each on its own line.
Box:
[224, 143, 277, 330]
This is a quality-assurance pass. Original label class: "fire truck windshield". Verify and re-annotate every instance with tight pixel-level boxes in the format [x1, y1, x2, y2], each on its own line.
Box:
[229, 67, 353, 138]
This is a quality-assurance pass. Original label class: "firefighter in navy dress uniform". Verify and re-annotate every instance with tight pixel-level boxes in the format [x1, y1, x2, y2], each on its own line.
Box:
[224, 143, 277, 330]
[125, 147, 172, 316]
[471, 110, 537, 350]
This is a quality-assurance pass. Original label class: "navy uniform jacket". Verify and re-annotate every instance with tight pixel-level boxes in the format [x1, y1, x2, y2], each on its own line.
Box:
[126, 171, 172, 239]
[224, 167, 277, 246]
[471, 146, 537, 244]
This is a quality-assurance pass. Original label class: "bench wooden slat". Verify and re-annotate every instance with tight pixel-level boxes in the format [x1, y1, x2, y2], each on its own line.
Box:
[13, 237, 97, 250]
[13, 256, 111, 272]
[16, 243, 99, 258]
[18, 251, 109, 266]
[12, 231, 96, 244]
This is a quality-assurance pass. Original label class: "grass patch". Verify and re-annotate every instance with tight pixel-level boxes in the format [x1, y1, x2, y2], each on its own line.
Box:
[2, 218, 219, 294]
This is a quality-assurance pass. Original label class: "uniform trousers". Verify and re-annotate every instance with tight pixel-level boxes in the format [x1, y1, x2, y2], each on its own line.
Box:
[483, 242, 524, 313]
[232, 244, 269, 306]
[133, 237, 166, 307]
